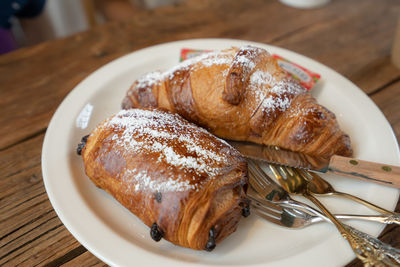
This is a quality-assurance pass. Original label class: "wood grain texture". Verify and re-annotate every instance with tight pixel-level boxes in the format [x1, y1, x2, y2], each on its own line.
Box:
[0, 0, 399, 149]
[0, 0, 399, 266]
[0, 135, 84, 266]
[328, 155, 400, 188]
[272, 0, 400, 94]
[0, 168, 83, 266]
[370, 80, 400, 141]
[60, 251, 106, 267]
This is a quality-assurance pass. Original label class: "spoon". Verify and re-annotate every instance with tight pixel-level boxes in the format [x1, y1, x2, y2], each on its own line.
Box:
[303, 170, 400, 216]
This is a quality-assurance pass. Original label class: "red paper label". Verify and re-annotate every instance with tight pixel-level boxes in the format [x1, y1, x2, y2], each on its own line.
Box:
[272, 54, 320, 90]
[180, 48, 212, 62]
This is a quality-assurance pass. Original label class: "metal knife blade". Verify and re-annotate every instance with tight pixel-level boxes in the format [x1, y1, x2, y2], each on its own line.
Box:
[227, 140, 330, 172]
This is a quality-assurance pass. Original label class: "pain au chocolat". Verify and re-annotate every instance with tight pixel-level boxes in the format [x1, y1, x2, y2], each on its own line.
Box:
[79, 108, 248, 251]
[122, 46, 352, 158]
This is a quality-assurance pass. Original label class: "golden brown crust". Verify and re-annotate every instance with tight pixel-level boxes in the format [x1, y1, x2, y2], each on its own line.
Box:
[122, 46, 352, 158]
[223, 46, 272, 105]
[81, 108, 248, 250]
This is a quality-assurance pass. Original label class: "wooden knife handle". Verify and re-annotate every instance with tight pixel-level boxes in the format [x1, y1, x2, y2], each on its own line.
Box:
[328, 155, 400, 188]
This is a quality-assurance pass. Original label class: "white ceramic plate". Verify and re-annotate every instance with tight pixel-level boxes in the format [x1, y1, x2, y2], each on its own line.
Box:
[42, 38, 400, 267]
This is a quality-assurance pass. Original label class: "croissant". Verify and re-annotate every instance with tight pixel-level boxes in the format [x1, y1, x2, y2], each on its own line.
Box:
[122, 46, 352, 158]
[79, 108, 248, 251]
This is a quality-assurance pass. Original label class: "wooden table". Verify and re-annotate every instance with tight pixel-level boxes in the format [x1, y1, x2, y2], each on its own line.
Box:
[1, 0, 399, 266]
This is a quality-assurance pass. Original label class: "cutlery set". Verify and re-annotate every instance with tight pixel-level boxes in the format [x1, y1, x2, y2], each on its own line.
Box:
[246, 158, 400, 266]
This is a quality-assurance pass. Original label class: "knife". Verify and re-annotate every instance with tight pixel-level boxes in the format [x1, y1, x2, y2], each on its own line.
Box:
[227, 140, 400, 188]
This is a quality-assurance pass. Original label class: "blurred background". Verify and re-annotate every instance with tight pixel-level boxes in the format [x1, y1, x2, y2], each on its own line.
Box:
[0, 0, 187, 54]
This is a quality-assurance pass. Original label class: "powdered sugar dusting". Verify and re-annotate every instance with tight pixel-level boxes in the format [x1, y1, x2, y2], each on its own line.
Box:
[260, 80, 305, 112]
[171, 50, 232, 71]
[250, 70, 276, 87]
[262, 93, 291, 112]
[231, 46, 265, 82]
[234, 53, 256, 70]
[247, 70, 274, 106]
[133, 50, 234, 89]
[124, 169, 196, 192]
[248, 65, 307, 114]
[201, 53, 232, 67]
[135, 71, 163, 89]
[104, 109, 231, 192]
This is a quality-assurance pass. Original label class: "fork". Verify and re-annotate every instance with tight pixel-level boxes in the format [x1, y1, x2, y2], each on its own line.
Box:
[248, 187, 400, 228]
[259, 162, 400, 266]
[249, 189, 319, 228]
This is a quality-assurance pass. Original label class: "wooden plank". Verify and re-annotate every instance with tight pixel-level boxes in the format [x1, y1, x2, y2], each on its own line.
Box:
[0, 166, 84, 266]
[0, 167, 48, 236]
[353, 58, 399, 95]
[272, 0, 400, 94]
[0, 119, 87, 265]
[1, 219, 81, 266]
[60, 251, 106, 267]
[0, 129, 87, 266]
[1, 0, 398, 149]
[0, 137, 85, 266]
[0, 133, 43, 184]
[0, 134, 44, 217]
[370, 80, 400, 141]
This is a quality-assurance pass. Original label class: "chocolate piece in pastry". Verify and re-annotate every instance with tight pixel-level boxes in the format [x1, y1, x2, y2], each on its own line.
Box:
[80, 108, 248, 251]
[122, 46, 352, 158]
